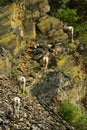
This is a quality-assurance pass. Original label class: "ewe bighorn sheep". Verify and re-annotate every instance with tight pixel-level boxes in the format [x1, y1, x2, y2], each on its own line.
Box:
[18, 76, 26, 93]
[63, 24, 74, 42]
[43, 52, 49, 72]
[12, 97, 20, 118]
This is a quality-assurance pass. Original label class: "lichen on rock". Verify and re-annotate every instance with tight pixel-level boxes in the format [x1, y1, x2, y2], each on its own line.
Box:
[57, 54, 79, 79]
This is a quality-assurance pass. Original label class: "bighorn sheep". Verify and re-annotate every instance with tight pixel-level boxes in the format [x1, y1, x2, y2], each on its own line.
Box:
[18, 76, 26, 93]
[43, 52, 49, 72]
[63, 24, 74, 42]
[12, 97, 20, 118]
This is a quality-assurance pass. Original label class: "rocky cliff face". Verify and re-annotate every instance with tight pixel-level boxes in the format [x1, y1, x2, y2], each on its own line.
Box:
[0, 0, 87, 129]
[0, 0, 68, 75]
[25, 0, 66, 40]
[0, 0, 86, 103]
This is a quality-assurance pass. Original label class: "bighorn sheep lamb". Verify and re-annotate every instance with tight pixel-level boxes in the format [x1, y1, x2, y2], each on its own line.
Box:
[12, 97, 20, 118]
[18, 76, 26, 93]
[43, 52, 49, 72]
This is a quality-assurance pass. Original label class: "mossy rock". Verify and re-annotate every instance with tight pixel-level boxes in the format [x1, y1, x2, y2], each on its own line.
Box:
[54, 29, 68, 41]
[48, 30, 68, 42]
[57, 54, 79, 79]
[0, 34, 16, 44]
[0, 34, 16, 51]
[37, 16, 63, 34]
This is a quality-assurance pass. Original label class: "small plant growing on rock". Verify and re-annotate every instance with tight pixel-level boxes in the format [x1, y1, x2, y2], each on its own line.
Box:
[11, 68, 19, 75]
[57, 8, 79, 25]
[19, 85, 29, 95]
[68, 43, 78, 50]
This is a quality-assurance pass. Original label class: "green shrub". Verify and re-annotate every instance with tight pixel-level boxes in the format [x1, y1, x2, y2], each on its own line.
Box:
[58, 99, 82, 124]
[68, 43, 78, 50]
[58, 99, 87, 129]
[57, 8, 79, 25]
[76, 114, 87, 130]
[75, 21, 87, 35]
[80, 33, 87, 45]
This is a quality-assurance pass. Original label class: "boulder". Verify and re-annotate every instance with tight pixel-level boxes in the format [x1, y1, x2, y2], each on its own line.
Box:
[37, 16, 63, 34]
[57, 54, 79, 79]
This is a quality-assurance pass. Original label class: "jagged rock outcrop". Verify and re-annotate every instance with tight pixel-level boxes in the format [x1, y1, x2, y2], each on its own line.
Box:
[0, 1, 87, 130]
[0, 0, 67, 57]
[25, 0, 67, 40]
[0, 0, 26, 58]
[25, 0, 50, 39]
[37, 16, 63, 34]
[26, 0, 50, 18]
[8, 0, 68, 56]
[10, 0, 26, 56]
